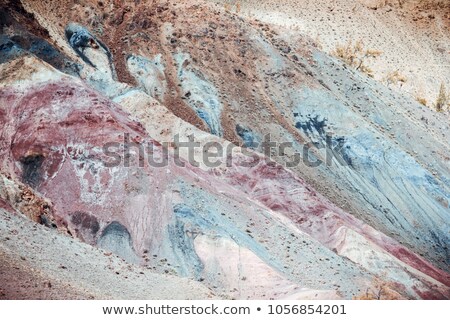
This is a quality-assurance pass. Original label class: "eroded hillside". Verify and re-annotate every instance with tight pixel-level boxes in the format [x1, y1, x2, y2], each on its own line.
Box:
[0, 0, 449, 299]
[210, 0, 450, 108]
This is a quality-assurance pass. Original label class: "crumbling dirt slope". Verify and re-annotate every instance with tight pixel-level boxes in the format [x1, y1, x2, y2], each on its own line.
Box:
[210, 0, 450, 105]
[0, 208, 215, 299]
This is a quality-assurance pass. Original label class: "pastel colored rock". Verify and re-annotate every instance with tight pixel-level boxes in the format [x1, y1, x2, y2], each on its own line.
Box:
[0, 0, 448, 300]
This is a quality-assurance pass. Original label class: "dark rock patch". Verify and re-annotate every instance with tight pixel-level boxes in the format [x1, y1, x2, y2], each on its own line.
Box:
[236, 124, 260, 149]
[20, 154, 44, 188]
[71, 211, 100, 236]
[97, 221, 139, 263]
[295, 115, 328, 137]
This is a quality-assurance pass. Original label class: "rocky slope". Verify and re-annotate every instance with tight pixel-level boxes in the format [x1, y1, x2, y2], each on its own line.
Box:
[0, 0, 449, 299]
[210, 0, 450, 106]
[0, 207, 214, 299]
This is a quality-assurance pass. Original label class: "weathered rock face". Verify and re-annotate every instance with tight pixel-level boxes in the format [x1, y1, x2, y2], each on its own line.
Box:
[0, 0, 449, 299]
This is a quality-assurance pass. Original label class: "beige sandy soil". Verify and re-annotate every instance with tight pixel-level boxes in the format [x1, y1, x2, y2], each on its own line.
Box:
[0, 209, 215, 300]
[210, 0, 449, 108]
